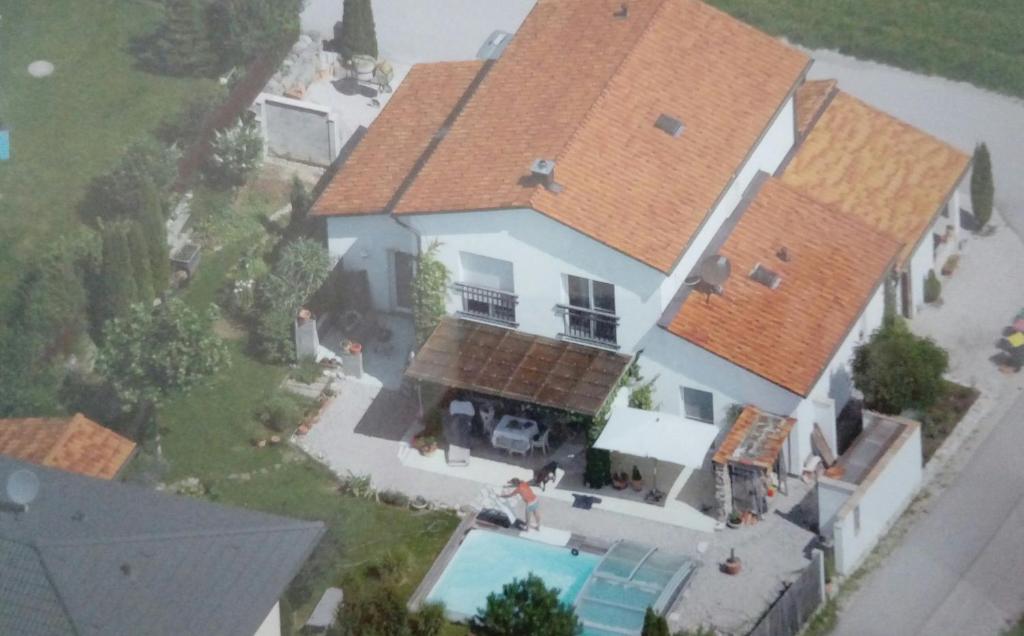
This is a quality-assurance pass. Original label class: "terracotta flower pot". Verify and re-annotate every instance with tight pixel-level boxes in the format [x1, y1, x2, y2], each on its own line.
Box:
[630, 480, 643, 492]
[722, 557, 742, 575]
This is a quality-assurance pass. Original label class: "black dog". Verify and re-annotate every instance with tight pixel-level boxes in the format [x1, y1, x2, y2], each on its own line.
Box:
[531, 461, 559, 491]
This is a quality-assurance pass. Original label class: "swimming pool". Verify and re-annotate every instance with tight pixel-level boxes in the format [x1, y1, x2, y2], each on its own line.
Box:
[425, 530, 600, 621]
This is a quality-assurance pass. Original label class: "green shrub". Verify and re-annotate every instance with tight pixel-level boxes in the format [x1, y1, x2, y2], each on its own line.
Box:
[584, 448, 612, 489]
[852, 318, 948, 414]
[366, 549, 412, 586]
[203, 117, 264, 188]
[291, 359, 324, 385]
[156, 83, 228, 146]
[971, 142, 994, 230]
[408, 601, 446, 636]
[336, 0, 379, 60]
[378, 489, 410, 508]
[335, 581, 410, 636]
[641, 607, 669, 636]
[923, 270, 942, 304]
[412, 241, 450, 346]
[256, 394, 303, 432]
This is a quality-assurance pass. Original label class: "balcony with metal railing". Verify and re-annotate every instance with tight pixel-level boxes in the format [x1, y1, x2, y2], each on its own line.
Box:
[556, 304, 619, 348]
[454, 282, 518, 326]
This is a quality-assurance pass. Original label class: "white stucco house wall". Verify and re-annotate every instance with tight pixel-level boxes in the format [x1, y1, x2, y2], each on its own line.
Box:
[311, 0, 970, 480]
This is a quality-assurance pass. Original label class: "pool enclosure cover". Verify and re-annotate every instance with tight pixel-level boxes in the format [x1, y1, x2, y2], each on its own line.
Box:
[406, 317, 632, 415]
[575, 540, 698, 635]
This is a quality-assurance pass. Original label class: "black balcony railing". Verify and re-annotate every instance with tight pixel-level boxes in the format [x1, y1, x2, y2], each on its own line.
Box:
[557, 304, 619, 348]
[455, 282, 518, 326]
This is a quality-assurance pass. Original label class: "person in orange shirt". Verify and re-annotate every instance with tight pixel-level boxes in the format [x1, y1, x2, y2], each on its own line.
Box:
[501, 478, 541, 530]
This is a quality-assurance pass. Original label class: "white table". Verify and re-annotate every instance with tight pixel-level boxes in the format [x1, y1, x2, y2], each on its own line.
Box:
[491, 415, 539, 455]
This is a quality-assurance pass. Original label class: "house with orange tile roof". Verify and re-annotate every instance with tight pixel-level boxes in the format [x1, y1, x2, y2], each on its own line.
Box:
[0, 413, 136, 480]
[309, 0, 970, 521]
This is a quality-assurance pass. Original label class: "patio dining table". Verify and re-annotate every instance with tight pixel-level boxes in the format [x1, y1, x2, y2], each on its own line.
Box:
[490, 415, 539, 455]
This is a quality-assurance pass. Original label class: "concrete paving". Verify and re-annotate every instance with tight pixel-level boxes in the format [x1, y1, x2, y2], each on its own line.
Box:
[294, 375, 816, 634]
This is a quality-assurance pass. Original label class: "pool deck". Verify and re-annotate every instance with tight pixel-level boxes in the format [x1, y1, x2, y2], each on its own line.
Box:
[294, 373, 818, 634]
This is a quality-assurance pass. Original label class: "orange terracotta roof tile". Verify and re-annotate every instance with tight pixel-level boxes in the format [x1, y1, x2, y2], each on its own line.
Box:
[311, 60, 486, 216]
[712, 405, 795, 469]
[667, 177, 901, 396]
[0, 413, 136, 480]
[782, 91, 971, 265]
[314, 0, 809, 272]
[794, 79, 837, 139]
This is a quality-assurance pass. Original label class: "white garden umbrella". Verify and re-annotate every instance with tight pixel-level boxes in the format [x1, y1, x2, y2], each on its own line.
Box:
[594, 406, 719, 493]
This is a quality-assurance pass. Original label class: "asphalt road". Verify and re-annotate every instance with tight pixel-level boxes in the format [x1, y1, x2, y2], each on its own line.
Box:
[834, 391, 1024, 636]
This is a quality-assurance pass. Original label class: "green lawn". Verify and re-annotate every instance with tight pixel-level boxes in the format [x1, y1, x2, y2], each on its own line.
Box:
[0, 0, 213, 301]
[708, 0, 1024, 97]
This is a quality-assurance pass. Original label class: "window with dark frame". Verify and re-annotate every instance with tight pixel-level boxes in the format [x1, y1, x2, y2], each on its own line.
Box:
[681, 387, 714, 423]
[565, 274, 617, 345]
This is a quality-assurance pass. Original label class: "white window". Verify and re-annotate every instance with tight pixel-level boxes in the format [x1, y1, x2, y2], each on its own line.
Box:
[563, 275, 617, 345]
[459, 252, 514, 292]
[681, 387, 714, 423]
[457, 253, 516, 324]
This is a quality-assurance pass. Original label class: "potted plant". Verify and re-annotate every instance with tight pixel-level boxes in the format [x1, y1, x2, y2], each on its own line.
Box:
[727, 509, 742, 529]
[611, 471, 628, 490]
[630, 465, 643, 492]
[413, 435, 438, 456]
[722, 548, 742, 575]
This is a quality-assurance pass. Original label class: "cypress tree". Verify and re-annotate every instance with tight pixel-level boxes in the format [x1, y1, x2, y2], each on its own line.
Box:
[98, 223, 138, 328]
[150, 0, 217, 76]
[137, 178, 171, 295]
[970, 142, 994, 230]
[127, 221, 155, 305]
[338, 0, 378, 60]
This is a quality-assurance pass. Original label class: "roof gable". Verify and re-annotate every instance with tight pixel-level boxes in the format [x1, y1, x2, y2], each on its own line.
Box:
[666, 176, 901, 395]
[782, 91, 971, 264]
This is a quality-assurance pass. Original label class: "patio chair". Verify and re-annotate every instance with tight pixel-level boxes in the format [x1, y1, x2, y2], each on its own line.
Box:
[531, 428, 550, 456]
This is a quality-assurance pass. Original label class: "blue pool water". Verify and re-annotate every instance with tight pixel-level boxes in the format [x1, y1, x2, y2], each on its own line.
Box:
[425, 530, 600, 620]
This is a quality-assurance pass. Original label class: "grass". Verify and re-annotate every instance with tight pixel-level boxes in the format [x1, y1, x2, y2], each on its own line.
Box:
[0, 0, 214, 303]
[921, 380, 980, 461]
[707, 0, 1024, 97]
[1005, 616, 1024, 636]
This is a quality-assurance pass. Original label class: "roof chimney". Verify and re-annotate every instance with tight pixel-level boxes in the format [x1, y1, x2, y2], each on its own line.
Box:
[530, 159, 563, 193]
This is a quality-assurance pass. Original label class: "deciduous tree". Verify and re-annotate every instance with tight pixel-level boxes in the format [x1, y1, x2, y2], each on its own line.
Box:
[97, 299, 229, 408]
[852, 319, 948, 414]
[470, 574, 582, 636]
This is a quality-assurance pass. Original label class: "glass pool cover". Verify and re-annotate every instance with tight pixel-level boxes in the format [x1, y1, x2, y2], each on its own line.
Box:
[575, 540, 699, 635]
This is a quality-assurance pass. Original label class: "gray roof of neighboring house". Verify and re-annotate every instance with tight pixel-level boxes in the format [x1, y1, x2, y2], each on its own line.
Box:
[0, 455, 325, 636]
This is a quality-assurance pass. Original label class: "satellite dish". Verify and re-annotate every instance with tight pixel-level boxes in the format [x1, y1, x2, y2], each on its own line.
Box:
[6, 469, 40, 507]
[699, 255, 731, 287]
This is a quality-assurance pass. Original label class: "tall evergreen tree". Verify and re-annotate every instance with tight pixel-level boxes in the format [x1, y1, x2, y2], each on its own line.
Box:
[148, 0, 217, 76]
[98, 223, 138, 329]
[288, 175, 312, 235]
[337, 0, 379, 59]
[970, 142, 994, 230]
[127, 221, 155, 305]
[137, 178, 171, 295]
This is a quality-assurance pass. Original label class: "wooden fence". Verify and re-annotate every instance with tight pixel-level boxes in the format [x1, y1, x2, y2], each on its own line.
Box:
[747, 550, 825, 636]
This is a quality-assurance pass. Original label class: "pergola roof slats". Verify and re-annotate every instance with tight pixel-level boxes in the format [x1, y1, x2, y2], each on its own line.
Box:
[406, 318, 632, 415]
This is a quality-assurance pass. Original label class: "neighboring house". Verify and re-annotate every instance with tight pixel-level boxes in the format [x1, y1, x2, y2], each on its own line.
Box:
[0, 455, 324, 636]
[0, 413, 136, 480]
[311, 0, 968, 476]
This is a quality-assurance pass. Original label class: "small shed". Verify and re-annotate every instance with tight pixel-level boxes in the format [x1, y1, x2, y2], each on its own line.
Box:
[712, 406, 795, 521]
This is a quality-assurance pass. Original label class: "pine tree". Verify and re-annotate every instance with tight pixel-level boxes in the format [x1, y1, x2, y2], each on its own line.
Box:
[970, 142, 994, 230]
[137, 178, 171, 295]
[98, 223, 139, 329]
[337, 0, 378, 60]
[127, 221, 155, 305]
[288, 175, 312, 235]
[149, 0, 217, 76]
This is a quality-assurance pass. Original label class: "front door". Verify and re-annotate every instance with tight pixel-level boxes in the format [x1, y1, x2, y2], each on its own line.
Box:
[393, 251, 415, 311]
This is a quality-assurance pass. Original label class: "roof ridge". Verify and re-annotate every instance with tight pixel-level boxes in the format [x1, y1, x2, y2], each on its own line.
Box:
[23, 538, 82, 636]
[528, 0, 671, 212]
[33, 520, 326, 549]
